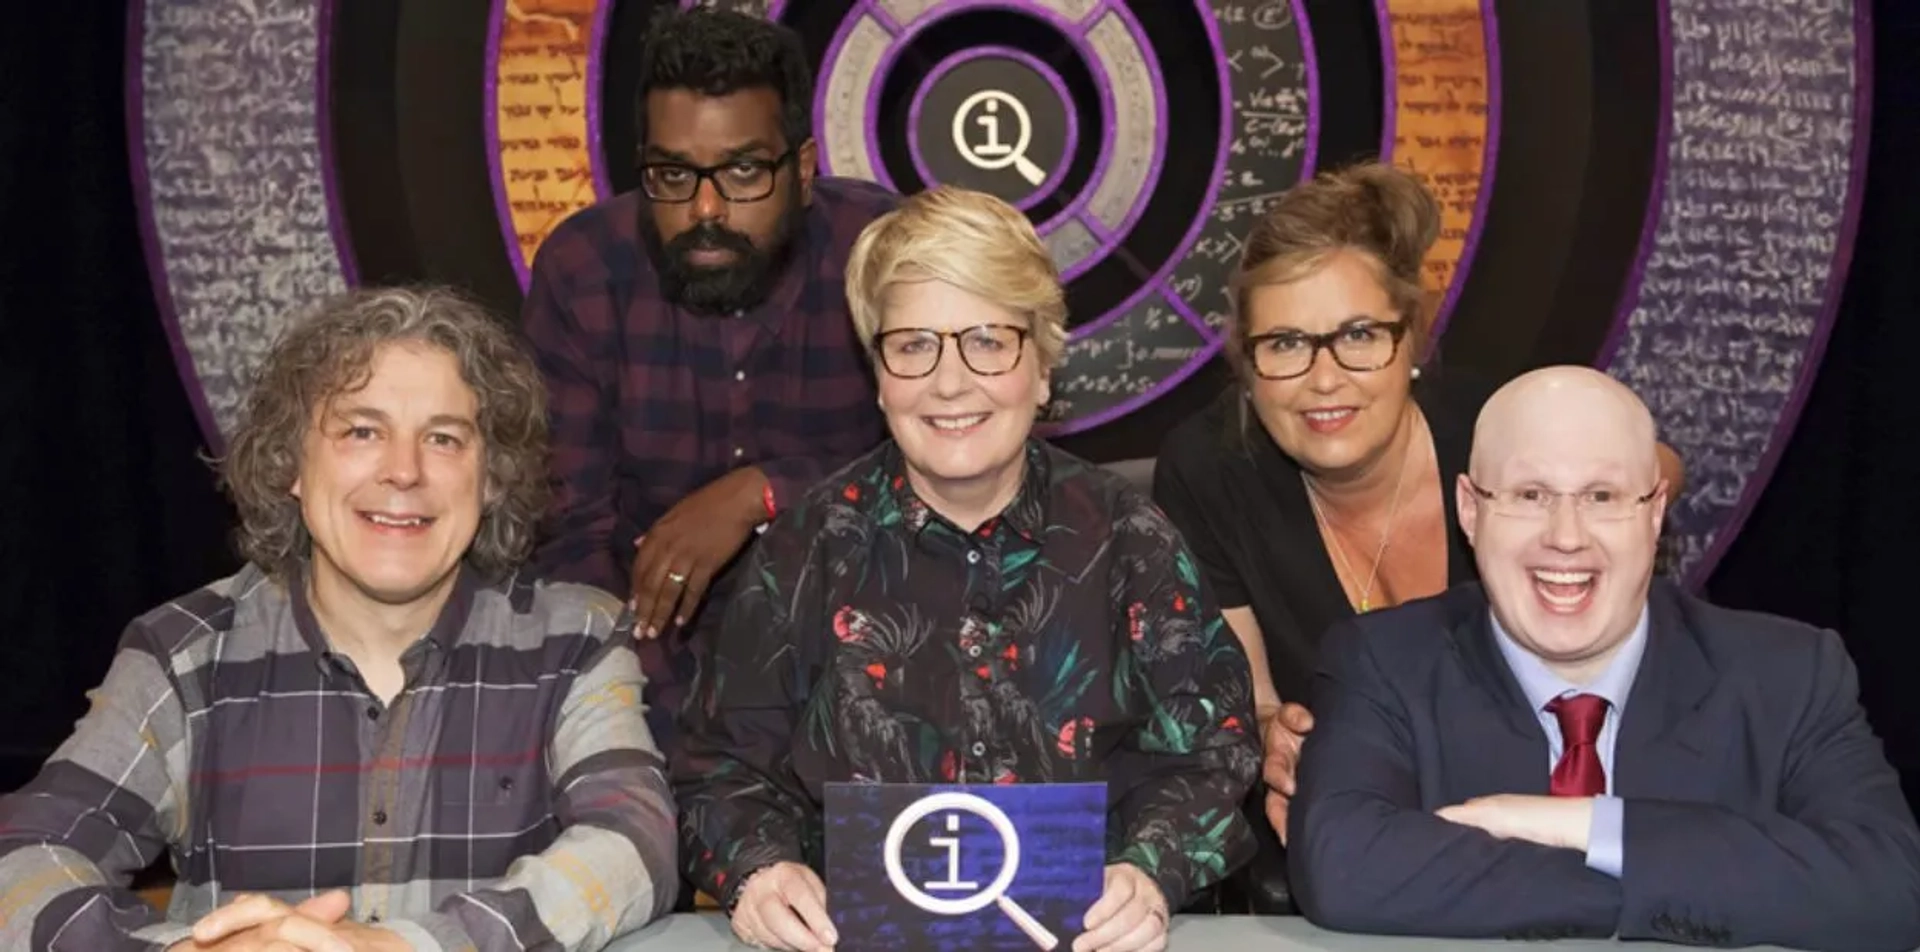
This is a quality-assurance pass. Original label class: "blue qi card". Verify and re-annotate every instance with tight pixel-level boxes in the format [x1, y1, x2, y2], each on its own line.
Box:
[824, 783, 1107, 952]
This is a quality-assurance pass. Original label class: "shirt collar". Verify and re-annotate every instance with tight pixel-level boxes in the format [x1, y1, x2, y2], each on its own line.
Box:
[867, 439, 1050, 542]
[1492, 602, 1650, 714]
[287, 558, 479, 662]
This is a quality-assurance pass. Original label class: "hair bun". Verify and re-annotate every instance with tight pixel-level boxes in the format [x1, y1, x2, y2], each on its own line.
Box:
[1336, 162, 1440, 285]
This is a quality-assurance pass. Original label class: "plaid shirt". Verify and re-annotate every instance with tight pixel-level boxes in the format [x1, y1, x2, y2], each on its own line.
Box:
[522, 178, 899, 743]
[0, 563, 676, 952]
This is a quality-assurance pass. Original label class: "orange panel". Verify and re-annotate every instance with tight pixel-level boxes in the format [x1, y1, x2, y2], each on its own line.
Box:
[1382, 0, 1493, 306]
[492, 0, 602, 279]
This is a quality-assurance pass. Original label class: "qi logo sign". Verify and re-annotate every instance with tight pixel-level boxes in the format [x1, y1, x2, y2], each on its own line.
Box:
[954, 91, 1043, 186]
[884, 792, 1057, 949]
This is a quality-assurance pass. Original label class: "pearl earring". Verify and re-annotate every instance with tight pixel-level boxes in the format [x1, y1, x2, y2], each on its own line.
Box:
[1411, 366, 1423, 380]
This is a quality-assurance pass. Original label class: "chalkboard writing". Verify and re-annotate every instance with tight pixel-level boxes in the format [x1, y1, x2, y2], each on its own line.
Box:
[1159, 0, 1314, 341]
[1606, 0, 1861, 581]
[493, 0, 602, 285]
[136, 0, 349, 443]
[1040, 296, 1213, 428]
[1383, 0, 1492, 319]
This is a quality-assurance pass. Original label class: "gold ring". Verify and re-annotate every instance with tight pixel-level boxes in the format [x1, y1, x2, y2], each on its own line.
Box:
[666, 571, 688, 586]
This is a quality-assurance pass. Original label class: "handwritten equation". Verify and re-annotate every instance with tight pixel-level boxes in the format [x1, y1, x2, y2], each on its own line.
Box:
[1608, 0, 1860, 579]
[1042, 296, 1210, 426]
[1155, 0, 1313, 340]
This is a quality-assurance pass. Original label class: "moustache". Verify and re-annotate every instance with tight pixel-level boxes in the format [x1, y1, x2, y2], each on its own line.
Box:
[667, 223, 755, 263]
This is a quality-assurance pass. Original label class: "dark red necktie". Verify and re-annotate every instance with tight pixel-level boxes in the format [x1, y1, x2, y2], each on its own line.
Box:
[1545, 693, 1609, 797]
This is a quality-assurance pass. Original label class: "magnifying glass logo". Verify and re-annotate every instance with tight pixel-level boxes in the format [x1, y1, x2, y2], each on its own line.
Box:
[883, 791, 1059, 950]
[952, 90, 1046, 187]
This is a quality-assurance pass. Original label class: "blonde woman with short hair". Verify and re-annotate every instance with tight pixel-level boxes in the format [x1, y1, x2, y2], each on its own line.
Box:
[674, 186, 1260, 952]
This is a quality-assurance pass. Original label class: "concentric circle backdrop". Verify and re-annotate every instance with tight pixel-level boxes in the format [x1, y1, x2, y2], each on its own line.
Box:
[127, 0, 1871, 585]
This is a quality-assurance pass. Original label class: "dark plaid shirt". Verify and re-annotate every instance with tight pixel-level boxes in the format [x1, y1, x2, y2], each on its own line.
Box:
[674, 440, 1262, 911]
[0, 563, 676, 952]
[522, 178, 899, 743]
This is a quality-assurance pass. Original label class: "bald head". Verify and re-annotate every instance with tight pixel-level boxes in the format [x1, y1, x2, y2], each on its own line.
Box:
[1460, 366, 1665, 684]
[1470, 366, 1658, 484]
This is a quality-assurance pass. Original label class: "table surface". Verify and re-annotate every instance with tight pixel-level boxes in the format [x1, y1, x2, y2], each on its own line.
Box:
[602, 913, 1801, 950]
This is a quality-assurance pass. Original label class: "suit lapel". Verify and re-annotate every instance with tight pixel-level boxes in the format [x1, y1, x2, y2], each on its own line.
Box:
[1614, 581, 1720, 798]
[1446, 587, 1552, 797]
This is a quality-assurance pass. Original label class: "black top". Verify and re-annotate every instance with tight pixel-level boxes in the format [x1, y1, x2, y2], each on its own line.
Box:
[1153, 368, 1497, 706]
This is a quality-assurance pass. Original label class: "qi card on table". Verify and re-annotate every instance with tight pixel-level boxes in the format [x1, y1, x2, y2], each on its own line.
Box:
[824, 782, 1106, 951]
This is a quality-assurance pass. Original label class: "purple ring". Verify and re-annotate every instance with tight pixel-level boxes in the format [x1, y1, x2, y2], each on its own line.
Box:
[315, 0, 358, 287]
[124, 0, 220, 451]
[817, 0, 1159, 282]
[904, 45, 1081, 214]
[1597, 0, 1871, 586]
[586, 0, 616, 203]
[1593, 0, 1675, 371]
[1688, 0, 1872, 588]
[1058, 0, 1170, 281]
[1373, 0, 1396, 161]
[1295, 0, 1323, 181]
[481, 0, 523, 288]
[1035, 0, 1235, 437]
[1423, 0, 1501, 342]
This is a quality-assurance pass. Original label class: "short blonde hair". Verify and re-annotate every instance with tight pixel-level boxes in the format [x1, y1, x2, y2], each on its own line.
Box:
[1228, 161, 1440, 379]
[845, 185, 1068, 369]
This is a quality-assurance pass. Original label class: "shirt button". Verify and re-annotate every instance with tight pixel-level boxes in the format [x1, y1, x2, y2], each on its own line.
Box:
[733, 446, 745, 458]
[369, 914, 382, 923]
[970, 742, 986, 756]
[372, 809, 387, 826]
[966, 550, 981, 565]
[967, 645, 982, 658]
[364, 705, 379, 721]
[734, 370, 746, 382]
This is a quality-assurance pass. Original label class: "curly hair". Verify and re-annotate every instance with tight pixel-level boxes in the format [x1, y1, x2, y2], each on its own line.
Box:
[633, 6, 814, 152]
[218, 286, 549, 580]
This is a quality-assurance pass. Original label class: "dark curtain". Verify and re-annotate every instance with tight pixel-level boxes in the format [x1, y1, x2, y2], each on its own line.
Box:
[2, 0, 1915, 806]
[0, 3, 241, 790]
[1706, 2, 1920, 802]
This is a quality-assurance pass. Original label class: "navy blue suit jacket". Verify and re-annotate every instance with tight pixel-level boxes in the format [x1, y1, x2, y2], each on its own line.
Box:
[1289, 579, 1920, 951]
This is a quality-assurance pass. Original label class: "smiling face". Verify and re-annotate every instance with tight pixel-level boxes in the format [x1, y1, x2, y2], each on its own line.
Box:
[1458, 370, 1665, 680]
[292, 341, 485, 609]
[876, 279, 1049, 514]
[1241, 249, 1418, 481]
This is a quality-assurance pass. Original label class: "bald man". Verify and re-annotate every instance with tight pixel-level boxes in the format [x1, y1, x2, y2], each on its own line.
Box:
[1287, 367, 1920, 951]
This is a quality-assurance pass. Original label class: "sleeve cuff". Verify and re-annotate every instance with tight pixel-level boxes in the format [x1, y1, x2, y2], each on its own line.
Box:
[1113, 847, 1190, 913]
[1584, 795, 1625, 878]
[130, 921, 195, 949]
[381, 912, 476, 952]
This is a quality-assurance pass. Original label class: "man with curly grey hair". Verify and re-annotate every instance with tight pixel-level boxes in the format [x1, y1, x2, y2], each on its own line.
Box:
[0, 287, 677, 952]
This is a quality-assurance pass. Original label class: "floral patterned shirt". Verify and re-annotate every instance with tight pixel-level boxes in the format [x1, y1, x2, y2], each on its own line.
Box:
[673, 438, 1260, 911]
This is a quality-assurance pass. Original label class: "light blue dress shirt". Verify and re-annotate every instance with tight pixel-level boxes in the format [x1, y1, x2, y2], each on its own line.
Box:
[1491, 605, 1650, 878]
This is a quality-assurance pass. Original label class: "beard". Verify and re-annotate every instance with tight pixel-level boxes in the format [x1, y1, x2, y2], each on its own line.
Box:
[642, 180, 804, 316]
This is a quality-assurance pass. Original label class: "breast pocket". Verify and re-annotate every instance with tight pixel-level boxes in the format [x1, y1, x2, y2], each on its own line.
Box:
[433, 762, 557, 879]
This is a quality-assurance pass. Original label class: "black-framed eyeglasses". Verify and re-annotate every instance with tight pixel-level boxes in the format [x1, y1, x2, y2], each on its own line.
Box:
[1244, 319, 1409, 380]
[1467, 479, 1664, 522]
[638, 148, 796, 203]
[873, 324, 1031, 379]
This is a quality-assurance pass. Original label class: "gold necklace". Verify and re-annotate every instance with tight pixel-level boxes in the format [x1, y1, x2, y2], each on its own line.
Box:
[1304, 415, 1422, 613]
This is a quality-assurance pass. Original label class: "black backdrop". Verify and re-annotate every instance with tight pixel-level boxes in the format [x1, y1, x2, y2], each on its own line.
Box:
[2, 2, 1915, 807]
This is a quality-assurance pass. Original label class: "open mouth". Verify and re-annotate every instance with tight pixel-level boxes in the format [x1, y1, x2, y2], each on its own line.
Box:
[1531, 569, 1596, 613]
[1301, 407, 1357, 433]
[924, 413, 989, 436]
[359, 511, 434, 533]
